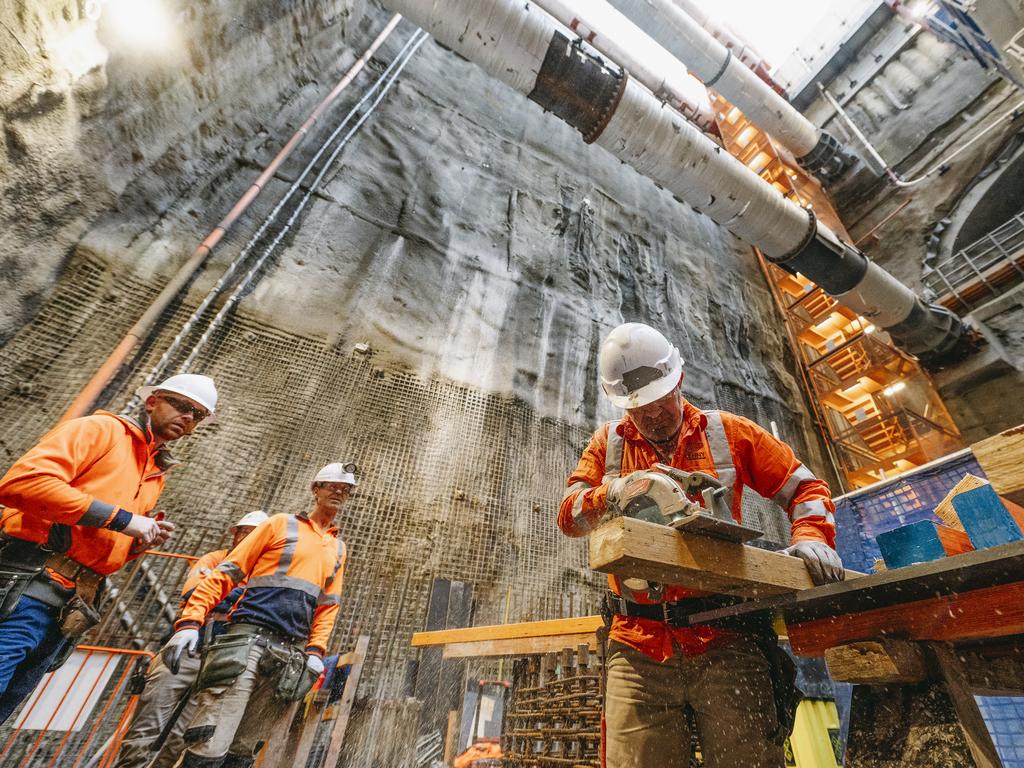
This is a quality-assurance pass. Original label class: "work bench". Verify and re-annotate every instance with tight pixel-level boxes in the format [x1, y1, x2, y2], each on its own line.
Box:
[687, 539, 1024, 767]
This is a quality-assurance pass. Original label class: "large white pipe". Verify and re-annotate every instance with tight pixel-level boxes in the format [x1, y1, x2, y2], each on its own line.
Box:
[381, 0, 967, 364]
[529, 0, 716, 132]
[607, 0, 851, 179]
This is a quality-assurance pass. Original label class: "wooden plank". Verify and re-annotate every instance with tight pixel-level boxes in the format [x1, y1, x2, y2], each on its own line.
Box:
[787, 580, 1024, 656]
[928, 643, 1002, 768]
[824, 639, 927, 684]
[934, 474, 988, 530]
[412, 616, 604, 647]
[441, 632, 598, 659]
[972, 423, 1024, 506]
[686, 539, 1024, 627]
[588, 517, 819, 597]
[322, 634, 370, 768]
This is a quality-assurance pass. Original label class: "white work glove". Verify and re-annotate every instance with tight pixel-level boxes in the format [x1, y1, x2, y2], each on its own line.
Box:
[306, 655, 325, 677]
[122, 514, 161, 547]
[605, 476, 631, 515]
[126, 514, 175, 555]
[161, 628, 200, 674]
[784, 541, 845, 585]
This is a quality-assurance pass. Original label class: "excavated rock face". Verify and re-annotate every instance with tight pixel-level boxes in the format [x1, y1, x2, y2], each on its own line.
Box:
[1, 2, 817, 444]
[0, 0, 366, 342]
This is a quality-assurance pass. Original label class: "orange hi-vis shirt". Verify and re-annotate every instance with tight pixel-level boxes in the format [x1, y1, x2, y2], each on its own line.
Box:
[0, 411, 177, 577]
[176, 513, 347, 657]
[559, 400, 836, 662]
[180, 548, 243, 618]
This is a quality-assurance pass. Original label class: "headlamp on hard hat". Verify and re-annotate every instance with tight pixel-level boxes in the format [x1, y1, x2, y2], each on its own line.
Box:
[311, 461, 359, 488]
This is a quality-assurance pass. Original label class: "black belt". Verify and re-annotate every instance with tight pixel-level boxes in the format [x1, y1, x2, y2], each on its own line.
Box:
[0, 536, 51, 571]
[604, 591, 770, 633]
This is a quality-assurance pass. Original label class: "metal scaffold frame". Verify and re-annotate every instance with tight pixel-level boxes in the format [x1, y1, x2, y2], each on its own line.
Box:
[710, 92, 964, 489]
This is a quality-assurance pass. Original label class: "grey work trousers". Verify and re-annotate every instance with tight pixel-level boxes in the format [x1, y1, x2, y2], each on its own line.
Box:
[605, 635, 785, 768]
[171, 639, 298, 765]
[112, 651, 201, 768]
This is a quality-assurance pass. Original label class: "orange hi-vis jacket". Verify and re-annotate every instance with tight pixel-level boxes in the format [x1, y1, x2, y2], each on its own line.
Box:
[559, 400, 836, 662]
[181, 549, 243, 618]
[0, 411, 177, 577]
[176, 513, 347, 657]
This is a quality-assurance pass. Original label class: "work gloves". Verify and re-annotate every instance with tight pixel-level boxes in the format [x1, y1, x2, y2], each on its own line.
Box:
[306, 654, 325, 677]
[784, 540, 845, 585]
[162, 627, 200, 674]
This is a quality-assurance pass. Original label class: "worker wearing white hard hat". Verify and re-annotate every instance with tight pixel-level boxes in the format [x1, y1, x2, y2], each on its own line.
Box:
[0, 373, 219, 725]
[559, 322, 843, 768]
[112, 510, 266, 768]
[163, 466, 353, 768]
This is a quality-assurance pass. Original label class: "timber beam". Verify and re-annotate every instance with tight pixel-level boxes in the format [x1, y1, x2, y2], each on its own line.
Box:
[411, 616, 604, 659]
[588, 517, 819, 597]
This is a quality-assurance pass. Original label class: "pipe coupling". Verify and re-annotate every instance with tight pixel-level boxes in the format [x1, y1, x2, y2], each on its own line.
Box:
[529, 32, 627, 144]
[797, 131, 855, 183]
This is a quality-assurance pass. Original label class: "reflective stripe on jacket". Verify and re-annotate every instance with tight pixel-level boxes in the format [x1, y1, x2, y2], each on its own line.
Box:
[558, 399, 836, 661]
[176, 513, 347, 657]
[0, 411, 176, 576]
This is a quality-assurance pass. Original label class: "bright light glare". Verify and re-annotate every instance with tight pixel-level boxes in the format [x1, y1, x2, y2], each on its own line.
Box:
[102, 0, 177, 52]
[882, 381, 907, 396]
[688, 0, 869, 67]
[48, 23, 109, 80]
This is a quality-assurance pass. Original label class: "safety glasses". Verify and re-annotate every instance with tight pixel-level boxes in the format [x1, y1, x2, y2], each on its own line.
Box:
[159, 394, 210, 422]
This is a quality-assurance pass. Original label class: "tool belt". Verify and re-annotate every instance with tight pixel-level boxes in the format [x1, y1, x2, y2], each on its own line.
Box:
[604, 591, 801, 745]
[0, 535, 105, 641]
[197, 622, 318, 702]
[603, 591, 764, 632]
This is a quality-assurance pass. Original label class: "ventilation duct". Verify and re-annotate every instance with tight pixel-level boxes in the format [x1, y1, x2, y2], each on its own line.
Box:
[381, 0, 968, 366]
[606, 0, 854, 181]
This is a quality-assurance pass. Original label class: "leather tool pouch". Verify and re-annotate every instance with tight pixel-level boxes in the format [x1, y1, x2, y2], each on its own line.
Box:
[197, 633, 256, 691]
[58, 595, 101, 640]
[758, 636, 803, 745]
[266, 646, 318, 703]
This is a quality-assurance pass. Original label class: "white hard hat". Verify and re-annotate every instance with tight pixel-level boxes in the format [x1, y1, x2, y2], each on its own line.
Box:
[311, 462, 358, 488]
[230, 510, 268, 532]
[136, 374, 218, 423]
[599, 323, 683, 409]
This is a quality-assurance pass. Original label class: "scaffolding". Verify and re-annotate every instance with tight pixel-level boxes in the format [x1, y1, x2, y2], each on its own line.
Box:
[923, 209, 1024, 312]
[711, 94, 963, 489]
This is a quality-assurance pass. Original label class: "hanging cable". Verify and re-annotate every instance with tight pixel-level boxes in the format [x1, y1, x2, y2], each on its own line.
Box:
[125, 29, 427, 410]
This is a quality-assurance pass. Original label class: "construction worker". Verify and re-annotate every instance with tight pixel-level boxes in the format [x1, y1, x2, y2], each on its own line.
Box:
[111, 510, 269, 768]
[559, 323, 843, 768]
[0, 373, 218, 725]
[162, 462, 354, 768]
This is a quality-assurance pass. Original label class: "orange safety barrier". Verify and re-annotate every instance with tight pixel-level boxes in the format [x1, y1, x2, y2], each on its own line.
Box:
[0, 646, 153, 768]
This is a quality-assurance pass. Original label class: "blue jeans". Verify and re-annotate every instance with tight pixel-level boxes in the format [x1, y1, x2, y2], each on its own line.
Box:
[0, 595, 68, 725]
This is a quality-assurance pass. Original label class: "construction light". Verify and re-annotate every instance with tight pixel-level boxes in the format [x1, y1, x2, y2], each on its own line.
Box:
[882, 381, 906, 397]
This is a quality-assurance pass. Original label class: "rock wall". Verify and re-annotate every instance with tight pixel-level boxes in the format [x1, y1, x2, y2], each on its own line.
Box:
[806, 15, 1024, 440]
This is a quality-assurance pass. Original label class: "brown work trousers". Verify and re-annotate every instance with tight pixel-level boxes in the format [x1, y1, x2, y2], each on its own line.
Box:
[170, 640, 299, 765]
[605, 635, 784, 768]
[111, 651, 200, 768]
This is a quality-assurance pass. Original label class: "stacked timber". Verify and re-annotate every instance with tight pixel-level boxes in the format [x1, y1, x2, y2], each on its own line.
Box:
[502, 645, 602, 767]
